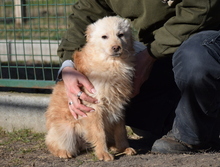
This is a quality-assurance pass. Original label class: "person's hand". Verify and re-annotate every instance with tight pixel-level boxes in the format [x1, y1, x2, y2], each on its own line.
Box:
[132, 48, 156, 97]
[62, 67, 98, 119]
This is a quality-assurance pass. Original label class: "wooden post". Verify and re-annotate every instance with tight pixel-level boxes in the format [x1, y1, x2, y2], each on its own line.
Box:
[15, 0, 26, 25]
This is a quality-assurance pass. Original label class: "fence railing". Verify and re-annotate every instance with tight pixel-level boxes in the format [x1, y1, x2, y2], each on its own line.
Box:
[0, 0, 76, 89]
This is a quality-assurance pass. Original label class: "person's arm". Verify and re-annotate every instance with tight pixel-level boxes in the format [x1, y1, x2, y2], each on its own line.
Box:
[133, 48, 156, 97]
[148, 0, 220, 58]
[56, 60, 75, 82]
[133, 0, 220, 96]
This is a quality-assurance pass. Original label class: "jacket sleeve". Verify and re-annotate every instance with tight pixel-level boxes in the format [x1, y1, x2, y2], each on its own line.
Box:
[149, 0, 220, 58]
[57, 0, 115, 62]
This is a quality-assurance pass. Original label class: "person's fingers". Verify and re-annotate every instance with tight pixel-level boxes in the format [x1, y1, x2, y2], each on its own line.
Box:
[68, 96, 95, 119]
[68, 85, 98, 104]
[78, 91, 98, 104]
[63, 67, 97, 99]
[76, 102, 95, 113]
[68, 105, 78, 120]
[67, 89, 96, 118]
[78, 77, 96, 94]
[66, 73, 98, 103]
[69, 105, 87, 120]
[73, 108, 87, 119]
[62, 67, 98, 118]
[68, 98, 87, 119]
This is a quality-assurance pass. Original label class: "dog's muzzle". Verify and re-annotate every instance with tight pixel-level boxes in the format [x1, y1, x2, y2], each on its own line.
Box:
[112, 45, 122, 57]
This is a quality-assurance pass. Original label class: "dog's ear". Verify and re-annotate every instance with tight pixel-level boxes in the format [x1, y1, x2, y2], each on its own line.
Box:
[85, 23, 95, 42]
[122, 19, 131, 32]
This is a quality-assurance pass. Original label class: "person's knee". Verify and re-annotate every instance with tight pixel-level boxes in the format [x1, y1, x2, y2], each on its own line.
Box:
[173, 30, 220, 87]
[173, 41, 208, 87]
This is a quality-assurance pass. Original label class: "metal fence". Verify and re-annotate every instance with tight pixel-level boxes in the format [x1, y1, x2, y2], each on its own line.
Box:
[0, 0, 76, 89]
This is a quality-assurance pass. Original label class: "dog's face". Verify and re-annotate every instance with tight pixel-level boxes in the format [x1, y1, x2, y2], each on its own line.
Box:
[85, 17, 134, 59]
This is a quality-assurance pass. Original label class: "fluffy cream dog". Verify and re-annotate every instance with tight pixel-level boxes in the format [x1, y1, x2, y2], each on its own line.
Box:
[45, 16, 136, 161]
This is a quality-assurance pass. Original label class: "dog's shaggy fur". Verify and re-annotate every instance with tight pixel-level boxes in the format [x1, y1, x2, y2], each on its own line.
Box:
[45, 16, 136, 161]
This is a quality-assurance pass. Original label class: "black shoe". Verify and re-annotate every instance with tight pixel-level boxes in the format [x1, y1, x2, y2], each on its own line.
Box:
[151, 131, 212, 154]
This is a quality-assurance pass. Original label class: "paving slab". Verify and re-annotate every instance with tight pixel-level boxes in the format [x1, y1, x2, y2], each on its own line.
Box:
[0, 92, 50, 132]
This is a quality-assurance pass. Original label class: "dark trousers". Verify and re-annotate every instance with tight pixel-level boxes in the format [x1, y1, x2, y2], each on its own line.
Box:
[125, 56, 180, 137]
[125, 30, 220, 145]
[172, 30, 220, 145]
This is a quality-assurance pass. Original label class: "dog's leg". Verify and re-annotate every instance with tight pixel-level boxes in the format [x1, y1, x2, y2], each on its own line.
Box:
[84, 116, 114, 161]
[45, 123, 80, 158]
[113, 120, 136, 155]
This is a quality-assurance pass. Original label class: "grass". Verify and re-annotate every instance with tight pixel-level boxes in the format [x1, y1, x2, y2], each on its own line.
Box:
[0, 127, 99, 166]
[0, 126, 140, 153]
[0, 127, 46, 152]
[0, 127, 47, 166]
[0, 126, 144, 166]
[0, 23, 67, 40]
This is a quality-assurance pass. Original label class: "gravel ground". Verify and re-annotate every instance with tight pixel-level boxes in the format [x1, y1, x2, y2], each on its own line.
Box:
[0, 128, 220, 167]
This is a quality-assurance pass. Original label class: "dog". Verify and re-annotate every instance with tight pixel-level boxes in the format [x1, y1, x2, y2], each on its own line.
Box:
[45, 16, 137, 161]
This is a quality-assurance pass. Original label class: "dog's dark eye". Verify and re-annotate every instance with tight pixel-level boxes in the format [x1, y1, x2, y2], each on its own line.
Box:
[118, 33, 124, 38]
[102, 35, 108, 39]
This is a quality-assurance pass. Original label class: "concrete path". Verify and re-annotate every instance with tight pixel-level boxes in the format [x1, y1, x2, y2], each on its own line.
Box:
[0, 92, 49, 132]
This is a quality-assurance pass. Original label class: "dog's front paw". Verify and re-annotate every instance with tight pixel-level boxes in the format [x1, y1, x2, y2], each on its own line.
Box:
[56, 150, 73, 159]
[96, 151, 114, 161]
[124, 147, 137, 155]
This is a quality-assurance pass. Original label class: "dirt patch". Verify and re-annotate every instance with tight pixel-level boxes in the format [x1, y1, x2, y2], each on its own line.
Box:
[0, 128, 220, 167]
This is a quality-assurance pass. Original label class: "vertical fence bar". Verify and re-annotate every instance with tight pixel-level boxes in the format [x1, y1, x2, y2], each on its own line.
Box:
[21, 1, 28, 80]
[4, 0, 11, 79]
[36, 0, 44, 81]
[29, 0, 37, 81]
[15, 0, 26, 25]
[12, 3, 20, 80]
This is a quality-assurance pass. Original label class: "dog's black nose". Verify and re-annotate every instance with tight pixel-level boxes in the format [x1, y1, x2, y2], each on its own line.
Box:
[112, 45, 121, 52]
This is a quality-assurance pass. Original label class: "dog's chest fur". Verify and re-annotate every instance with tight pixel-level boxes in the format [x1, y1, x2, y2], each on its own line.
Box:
[74, 50, 135, 123]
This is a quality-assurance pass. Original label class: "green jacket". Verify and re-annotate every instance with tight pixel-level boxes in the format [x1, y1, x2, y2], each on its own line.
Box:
[58, 0, 220, 62]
